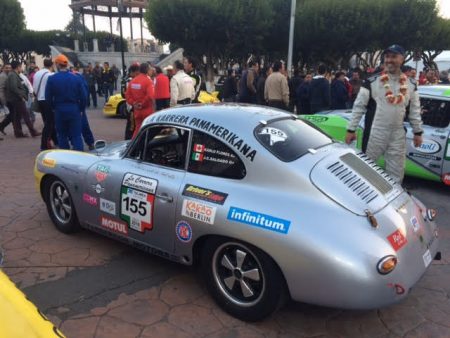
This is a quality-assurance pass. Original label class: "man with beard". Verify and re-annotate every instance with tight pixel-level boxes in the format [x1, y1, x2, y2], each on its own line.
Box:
[345, 45, 423, 183]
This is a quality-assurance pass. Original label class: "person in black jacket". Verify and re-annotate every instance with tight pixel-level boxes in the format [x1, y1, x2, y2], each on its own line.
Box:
[296, 73, 312, 114]
[309, 64, 330, 113]
[222, 69, 238, 102]
[331, 71, 349, 109]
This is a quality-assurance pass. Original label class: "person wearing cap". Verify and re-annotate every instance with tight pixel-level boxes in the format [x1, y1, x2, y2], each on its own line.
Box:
[345, 44, 423, 183]
[125, 62, 155, 138]
[5, 61, 41, 138]
[45, 54, 86, 151]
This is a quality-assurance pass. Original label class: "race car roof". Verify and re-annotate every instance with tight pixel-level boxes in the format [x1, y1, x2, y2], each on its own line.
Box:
[418, 85, 450, 101]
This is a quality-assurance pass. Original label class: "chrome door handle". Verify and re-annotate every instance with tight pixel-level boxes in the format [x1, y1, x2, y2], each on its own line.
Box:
[155, 193, 173, 203]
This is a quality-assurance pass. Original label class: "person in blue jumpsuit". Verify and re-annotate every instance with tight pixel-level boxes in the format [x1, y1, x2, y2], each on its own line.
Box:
[45, 55, 86, 151]
[72, 66, 95, 150]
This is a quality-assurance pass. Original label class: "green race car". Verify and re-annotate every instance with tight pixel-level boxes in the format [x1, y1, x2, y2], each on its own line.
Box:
[300, 85, 450, 185]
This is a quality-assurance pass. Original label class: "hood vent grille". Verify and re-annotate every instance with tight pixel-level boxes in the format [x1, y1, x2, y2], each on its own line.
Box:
[327, 153, 394, 203]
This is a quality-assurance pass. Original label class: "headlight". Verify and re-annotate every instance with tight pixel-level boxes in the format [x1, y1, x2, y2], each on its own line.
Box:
[377, 255, 397, 275]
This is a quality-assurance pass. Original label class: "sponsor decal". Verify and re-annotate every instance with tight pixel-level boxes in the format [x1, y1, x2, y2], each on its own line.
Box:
[122, 173, 158, 194]
[92, 183, 104, 194]
[182, 185, 228, 205]
[227, 207, 291, 234]
[120, 186, 154, 232]
[443, 173, 450, 186]
[83, 193, 97, 206]
[42, 158, 56, 168]
[408, 152, 441, 161]
[387, 229, 408, 252]
[423, 249, 432, 267]
[258, 127, 288, 146]
[182, 199, 217, 224]
[302, 115, 329, 123]
[149, 114, 257, 161]
[428, 163, 441, 169]
[410, 216, 420, 232]
[100, 216, 128, 235]
[100, 198, 116, 216]
[176, 221, 192, 243]
[412, 139, 441, 154]
[95, 164, 110, 182]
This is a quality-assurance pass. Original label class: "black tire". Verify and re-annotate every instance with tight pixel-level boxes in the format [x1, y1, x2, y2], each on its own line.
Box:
[201, 237, 287, 321]
[117, 101, 127, 118]
[43, 177, 80, 234]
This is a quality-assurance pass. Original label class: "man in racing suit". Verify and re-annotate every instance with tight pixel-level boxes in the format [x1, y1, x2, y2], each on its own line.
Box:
[345, 45, 423, 183]
[125, 62, 155, 139]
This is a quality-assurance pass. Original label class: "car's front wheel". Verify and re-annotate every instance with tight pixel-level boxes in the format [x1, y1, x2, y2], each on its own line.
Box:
[43, 177, 80, 234]
[117, 101, 127, 118]
[202, 238, 287, 321]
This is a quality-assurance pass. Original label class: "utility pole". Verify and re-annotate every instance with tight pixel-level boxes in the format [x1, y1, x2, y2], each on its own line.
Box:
[117, 0, 126, 77]
[287, 0, 297, 77]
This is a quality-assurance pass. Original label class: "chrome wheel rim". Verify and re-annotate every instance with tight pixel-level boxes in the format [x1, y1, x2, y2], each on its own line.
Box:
[212, 242, 265, 307]
[49, 181, 72, 224]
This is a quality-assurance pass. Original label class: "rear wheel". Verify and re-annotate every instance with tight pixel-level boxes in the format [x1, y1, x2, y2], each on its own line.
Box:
[44, 177, 80, 234]
[201, 238, 287, 321]
[117, 101, 127, 118]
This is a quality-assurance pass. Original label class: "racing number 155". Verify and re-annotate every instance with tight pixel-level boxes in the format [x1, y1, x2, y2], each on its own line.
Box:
[122, 196, 147, 216]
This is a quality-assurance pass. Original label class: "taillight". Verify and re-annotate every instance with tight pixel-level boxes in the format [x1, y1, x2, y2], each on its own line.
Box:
[377, 255, 397, 275]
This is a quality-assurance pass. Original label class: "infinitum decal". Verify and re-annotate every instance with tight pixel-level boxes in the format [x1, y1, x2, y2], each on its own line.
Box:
[227, 207, 291, 234]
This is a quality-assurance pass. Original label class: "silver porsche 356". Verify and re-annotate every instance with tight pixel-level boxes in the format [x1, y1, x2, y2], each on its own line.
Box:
[34, 105, 440, 321]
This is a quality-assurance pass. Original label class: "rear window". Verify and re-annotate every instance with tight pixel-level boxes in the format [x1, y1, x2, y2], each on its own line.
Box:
[254, 118, 332, 162]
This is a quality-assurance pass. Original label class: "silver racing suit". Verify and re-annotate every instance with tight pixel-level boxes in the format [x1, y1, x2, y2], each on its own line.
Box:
[348, 74, 423, 183]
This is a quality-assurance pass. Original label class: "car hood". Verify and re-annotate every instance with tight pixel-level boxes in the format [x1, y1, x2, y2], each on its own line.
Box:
[307, 145, 403, 216]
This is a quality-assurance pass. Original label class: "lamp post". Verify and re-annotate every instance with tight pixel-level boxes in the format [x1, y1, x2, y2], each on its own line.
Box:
[287, 0, 297, 77]
[117, 0, 126, 77]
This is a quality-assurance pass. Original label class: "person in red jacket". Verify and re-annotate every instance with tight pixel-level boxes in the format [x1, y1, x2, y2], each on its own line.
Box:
[154, 66, 170, 111]
[126, 62, 155, 138]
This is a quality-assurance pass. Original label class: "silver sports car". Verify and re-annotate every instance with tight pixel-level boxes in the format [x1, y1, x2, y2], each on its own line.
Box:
[34, 104, 440, 321]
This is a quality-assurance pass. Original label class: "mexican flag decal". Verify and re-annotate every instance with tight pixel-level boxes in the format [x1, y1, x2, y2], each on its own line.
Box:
[192, 144, 205, 162]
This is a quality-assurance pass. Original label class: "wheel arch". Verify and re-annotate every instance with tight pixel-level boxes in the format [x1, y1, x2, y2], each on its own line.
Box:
[192, 234, 290, 297]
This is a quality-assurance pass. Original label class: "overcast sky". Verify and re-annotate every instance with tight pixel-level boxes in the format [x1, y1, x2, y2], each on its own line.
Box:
[19, 0, 153, 39]
[18, 0, 450, 35]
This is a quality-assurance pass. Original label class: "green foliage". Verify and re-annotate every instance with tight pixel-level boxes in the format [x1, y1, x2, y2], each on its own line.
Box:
[65, 11, 90, 36]
[0, 0, 25, 49]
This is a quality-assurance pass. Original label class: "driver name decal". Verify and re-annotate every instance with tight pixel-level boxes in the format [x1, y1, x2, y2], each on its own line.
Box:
[122, 173, 158, 194]
[227, 207, 291, 234]
[150, 114, 257, 161]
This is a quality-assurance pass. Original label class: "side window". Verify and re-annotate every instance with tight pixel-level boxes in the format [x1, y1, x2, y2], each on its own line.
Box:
[127, 126, 190, 170]
[420, 98, 450, 128]
[188, 131, 246, 179]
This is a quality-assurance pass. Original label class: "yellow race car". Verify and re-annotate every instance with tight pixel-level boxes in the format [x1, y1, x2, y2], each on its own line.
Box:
[103, 91, 220, 118]
[0, 269, 65, 337]
[103, 93, 128, 118]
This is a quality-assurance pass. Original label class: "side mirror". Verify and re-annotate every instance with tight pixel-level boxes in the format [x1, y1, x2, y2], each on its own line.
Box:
[94, 140, 107, 150]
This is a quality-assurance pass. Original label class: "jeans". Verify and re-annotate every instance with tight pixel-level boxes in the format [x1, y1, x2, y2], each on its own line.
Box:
[102, 83, 114, 103]
[12, 100, 37, 136]
[81, 110, 95, 146]
[87, 85, 97, 108]
[38, 100, 58, 150]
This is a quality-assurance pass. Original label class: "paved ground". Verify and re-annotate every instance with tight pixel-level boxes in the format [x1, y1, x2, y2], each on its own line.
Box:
[0, 106, 450, 338]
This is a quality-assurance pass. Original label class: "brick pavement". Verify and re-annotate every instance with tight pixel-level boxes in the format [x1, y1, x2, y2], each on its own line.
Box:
[0, 107, 450, 338]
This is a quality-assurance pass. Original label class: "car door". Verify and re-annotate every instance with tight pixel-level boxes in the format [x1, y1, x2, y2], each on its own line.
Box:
[82, 125, 190, 253]
[406, 97, 450, 179]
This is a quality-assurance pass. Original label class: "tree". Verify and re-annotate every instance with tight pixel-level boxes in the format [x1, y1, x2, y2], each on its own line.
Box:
[65, 11, 90, 37]
[0, 0, 25, 49]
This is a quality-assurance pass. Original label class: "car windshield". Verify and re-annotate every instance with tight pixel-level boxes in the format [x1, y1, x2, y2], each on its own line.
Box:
[254, 118, 333, 162]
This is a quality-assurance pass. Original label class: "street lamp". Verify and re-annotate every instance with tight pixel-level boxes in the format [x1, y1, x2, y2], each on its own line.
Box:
[287, 0, 296, 77]
[117, 0, 126, 77]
